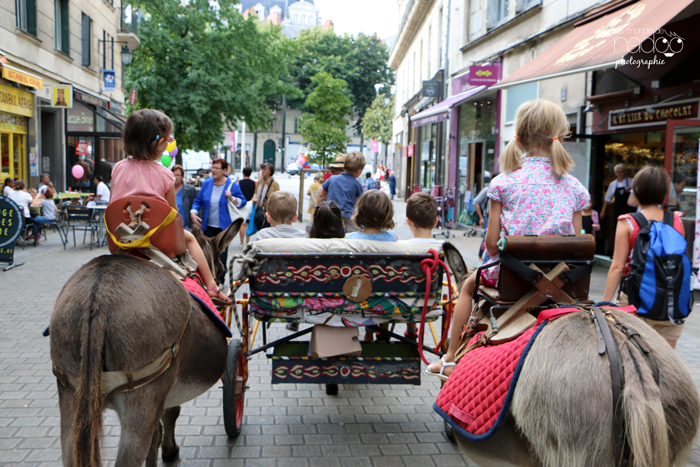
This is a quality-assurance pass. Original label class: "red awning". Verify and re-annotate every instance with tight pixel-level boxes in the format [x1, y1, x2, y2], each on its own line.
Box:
[492, 0, 693, 89]
[411, 86, 487, 127]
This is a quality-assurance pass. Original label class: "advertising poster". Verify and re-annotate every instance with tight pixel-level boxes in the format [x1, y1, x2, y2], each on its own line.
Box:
[51, 85, 73, 108]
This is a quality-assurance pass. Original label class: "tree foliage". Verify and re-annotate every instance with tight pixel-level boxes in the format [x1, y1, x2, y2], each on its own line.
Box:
[362, 94, 394, 146]
[289, 29, 394, 135]
[298, 72, 353, 168]
[125, 0, 295, 151]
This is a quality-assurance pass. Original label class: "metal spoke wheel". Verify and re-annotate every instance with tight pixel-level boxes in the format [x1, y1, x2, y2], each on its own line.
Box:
[223, 338, 246, 437]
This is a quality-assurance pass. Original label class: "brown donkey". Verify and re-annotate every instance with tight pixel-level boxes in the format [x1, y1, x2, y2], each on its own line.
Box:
[441, 244, 700, 467]
[50, 220, 241, 467]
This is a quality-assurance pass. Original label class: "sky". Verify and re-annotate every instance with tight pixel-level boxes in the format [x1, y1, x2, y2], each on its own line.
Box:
[314, 0, 399, 40]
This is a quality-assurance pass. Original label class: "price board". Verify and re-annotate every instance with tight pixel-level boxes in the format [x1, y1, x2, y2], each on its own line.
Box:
[0, 195, 24, 270]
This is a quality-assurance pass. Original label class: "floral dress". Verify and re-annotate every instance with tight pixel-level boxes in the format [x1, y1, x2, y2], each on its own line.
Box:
[481, 156, 590, 286]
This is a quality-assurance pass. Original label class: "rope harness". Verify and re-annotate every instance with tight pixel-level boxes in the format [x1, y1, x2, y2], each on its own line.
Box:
[417, 249, 454, 365]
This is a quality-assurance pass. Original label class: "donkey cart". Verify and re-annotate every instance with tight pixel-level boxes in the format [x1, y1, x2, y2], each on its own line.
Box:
[220, 238, 457, 437]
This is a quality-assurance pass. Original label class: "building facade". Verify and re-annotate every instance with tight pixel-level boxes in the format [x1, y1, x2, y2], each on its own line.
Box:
[0, 0, 137, 192]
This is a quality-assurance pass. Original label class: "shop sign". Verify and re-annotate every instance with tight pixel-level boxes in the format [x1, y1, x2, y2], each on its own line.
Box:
[103, 70, 116, 92]
[67, 104, 95, 132]
[51, 85, 73, 108]
[29, 152, 37, 177]
[1, 65, 43, 89]
[0, 84, 33, 117]
[75, 142, 90, 156]
[0, 113, 27, 133]
[74, 89, 109, 109]
[422, 80, 441, 98]
[402, 144, 415, 157]
[468, 65, 501, 86]
[0, 195, 23, 267]
[129, 89, 137, 105]
[610, 103, 699, 128]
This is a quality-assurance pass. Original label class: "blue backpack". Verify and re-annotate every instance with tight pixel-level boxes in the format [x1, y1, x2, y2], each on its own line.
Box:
[623, 211, 692, 323]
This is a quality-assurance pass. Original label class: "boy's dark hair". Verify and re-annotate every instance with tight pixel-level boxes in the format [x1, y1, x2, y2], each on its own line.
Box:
[309, 201, 345, 239]
[95, 175, 104, 182]
[267, 191, 297, 224]
[122, 109, 174, 161]
[353, 190, 395, 230]
[632, 165, 669, 206]
[243, 166, 252, 177]
[406, 192, 438, 229]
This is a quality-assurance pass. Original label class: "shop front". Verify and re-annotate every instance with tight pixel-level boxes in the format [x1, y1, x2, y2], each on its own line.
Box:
[0, 82, 32, 185]
[65, 90, 125, 191]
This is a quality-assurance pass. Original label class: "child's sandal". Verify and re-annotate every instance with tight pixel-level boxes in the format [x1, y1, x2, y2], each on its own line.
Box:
[206, 286, 231, 305]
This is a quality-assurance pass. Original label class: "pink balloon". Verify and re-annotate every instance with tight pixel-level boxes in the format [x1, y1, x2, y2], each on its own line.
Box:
[71, 164, 84, 179]
[170, 146, 178, 158]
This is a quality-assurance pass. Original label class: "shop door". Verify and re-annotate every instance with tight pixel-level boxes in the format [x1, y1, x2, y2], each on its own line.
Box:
[263, 140, 276, 165]
[665, 120, 700, 288]
[0, 132, 26, 182]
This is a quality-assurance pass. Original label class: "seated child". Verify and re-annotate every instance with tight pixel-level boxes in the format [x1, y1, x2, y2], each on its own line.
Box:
[318, 151, 366, 233]
[110, 109, 230, 304]
[309, 201, 345, 239]
[426, 99, 589, 380]
[402, 192, 443, 339]
[255, 192, 307, 240]
[346, 190, 398, 241]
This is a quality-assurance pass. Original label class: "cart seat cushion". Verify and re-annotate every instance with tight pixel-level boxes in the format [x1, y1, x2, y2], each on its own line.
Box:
[106, 196, 186, 258]
[242, 238, 447, 320]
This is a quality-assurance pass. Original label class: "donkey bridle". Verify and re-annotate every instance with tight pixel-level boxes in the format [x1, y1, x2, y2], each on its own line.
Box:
[591, 307, 659, 467]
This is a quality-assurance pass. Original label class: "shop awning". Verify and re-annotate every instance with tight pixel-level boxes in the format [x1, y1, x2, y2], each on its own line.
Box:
[412, 86, 486, 127]
[491, 0, 694, 89]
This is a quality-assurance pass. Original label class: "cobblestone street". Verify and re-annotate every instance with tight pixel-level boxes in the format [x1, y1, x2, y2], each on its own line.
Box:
[2, 201, 700, 466]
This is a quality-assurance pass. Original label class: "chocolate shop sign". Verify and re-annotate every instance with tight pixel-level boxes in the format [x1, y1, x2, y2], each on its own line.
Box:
[610, 103, 698, 128]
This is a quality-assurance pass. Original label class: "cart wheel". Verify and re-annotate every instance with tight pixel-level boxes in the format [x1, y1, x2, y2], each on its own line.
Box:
[325, 383, 339, 396]
[445, 421, 456, 442]
[223, 338, 246, 437]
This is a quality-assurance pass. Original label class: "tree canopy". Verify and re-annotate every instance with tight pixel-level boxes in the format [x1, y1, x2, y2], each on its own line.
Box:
[298, 72, 353, 168]
[126, 0, 295, 151]
[289, 29, 394, 136]
[362, 93, 394, 147]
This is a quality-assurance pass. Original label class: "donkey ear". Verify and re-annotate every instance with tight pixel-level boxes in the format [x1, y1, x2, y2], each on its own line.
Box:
[215, 219, 243, 253]
[442, 242, 468, 287]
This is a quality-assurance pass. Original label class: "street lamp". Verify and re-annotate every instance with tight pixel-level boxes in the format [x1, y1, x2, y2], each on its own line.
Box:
[120, 45, 133, 66]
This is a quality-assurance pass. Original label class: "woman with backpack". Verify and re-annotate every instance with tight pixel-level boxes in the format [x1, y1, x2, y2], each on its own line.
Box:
[603, 165, 690, 349]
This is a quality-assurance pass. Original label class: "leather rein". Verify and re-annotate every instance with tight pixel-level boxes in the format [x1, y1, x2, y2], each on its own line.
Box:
[53, 307, 190, 400]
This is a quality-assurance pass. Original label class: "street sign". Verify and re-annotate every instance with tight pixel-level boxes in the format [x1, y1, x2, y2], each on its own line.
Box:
[0, 195, 25, 271]
[422, 80, 441, 98]
[104, 70, 116, 92]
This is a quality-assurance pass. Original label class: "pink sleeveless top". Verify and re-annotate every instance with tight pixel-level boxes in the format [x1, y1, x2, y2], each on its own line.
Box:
[110, 159, 175, 204]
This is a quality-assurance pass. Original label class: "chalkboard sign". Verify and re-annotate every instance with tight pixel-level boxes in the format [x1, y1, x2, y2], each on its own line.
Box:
[0, 195, 24, 267]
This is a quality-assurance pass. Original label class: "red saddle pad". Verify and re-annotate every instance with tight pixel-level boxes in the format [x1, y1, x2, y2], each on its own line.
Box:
[182, 276, 232, 338]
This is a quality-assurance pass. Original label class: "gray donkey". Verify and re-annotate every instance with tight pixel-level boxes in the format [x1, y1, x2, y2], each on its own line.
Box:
[50, 220, 241, 467]
[441, 244, 700, 467]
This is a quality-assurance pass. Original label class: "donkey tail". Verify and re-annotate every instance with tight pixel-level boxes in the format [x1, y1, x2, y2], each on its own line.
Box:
[621, 338, 669, 467]
[71, 269, 109, 467]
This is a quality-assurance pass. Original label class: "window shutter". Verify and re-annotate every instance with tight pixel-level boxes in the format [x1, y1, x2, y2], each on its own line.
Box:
[26, 0, 37, 35]
[82, 14, 91, 66]
[61, 1, 70, 54]
[486, 0, 497, 30]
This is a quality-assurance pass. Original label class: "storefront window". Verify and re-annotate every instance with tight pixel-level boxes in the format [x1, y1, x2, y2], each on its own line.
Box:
[669, 127, 700, 221]
[67, 102, 95, 132]
[420, 123, 436, 190]
[67, 136, 95, 190]
[100, 137, 123, 184]
[603, 131, 665, 194]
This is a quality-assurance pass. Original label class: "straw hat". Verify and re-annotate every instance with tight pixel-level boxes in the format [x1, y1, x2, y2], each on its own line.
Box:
[329, 153, 346, 168]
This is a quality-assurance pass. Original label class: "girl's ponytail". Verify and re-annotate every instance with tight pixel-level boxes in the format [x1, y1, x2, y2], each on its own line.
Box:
[550, 138, 574, 176]
[500, 137, 523, 173]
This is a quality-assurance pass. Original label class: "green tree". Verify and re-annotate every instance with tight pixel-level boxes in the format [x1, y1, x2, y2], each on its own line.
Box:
[126, 0, 295, 151]
[362, 93, 394, 148]
[289, 29, 393, 135]
[299, 72, 353, 167]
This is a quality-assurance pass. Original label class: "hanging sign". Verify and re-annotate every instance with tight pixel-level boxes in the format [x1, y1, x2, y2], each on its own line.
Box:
[372, 140, 379, 153]
[103, 70, 116, 92]
[422, 80, 441, 98]
[468, 65, 501, 86]
[51, 84, 73, 108]
[0, 196, 24, 268]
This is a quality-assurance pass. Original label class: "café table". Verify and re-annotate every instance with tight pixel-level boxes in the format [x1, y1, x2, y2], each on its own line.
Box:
[86, 204, 108, 247]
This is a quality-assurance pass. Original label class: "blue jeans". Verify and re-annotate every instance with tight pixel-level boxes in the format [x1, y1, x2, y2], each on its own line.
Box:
[33, 216, 54, 240]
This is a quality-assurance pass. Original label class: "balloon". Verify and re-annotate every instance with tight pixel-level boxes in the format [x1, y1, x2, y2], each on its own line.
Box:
[166, 140, 177, 153]
[296, 155, 307, 166]
[170, 146, 178, 158]
[71, 165, 84, 179]
[161, 155, 172, 167]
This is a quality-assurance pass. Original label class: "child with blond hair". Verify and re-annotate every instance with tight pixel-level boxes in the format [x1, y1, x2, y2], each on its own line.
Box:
[426, 99, 590, 380]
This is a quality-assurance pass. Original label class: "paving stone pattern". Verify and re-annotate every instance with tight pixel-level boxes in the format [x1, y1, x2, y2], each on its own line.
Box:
[2, 203, 700, 466]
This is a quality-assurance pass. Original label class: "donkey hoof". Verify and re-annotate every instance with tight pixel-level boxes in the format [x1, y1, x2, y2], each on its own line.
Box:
[162, 446, 180, 463]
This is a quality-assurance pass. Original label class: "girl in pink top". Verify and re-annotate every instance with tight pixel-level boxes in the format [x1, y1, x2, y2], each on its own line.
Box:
[110, 109, 229, 303]
[426, 99, 589, 380]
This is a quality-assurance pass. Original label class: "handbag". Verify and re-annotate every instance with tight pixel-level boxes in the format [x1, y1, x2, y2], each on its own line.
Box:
[246, 203, 258, 236]
[253, 178, 273, 230]
[225, 179, 247, 223]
